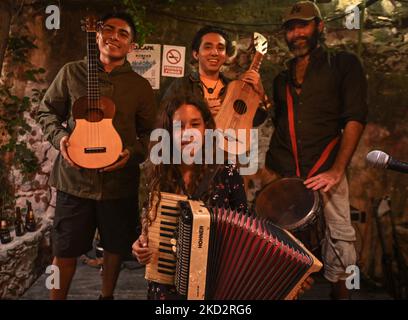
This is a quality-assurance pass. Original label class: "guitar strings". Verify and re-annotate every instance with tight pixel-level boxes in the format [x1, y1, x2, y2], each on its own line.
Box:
[88, 31, 100, 151]
[225, 52, 263, 154]
[87, 31, 92, 153]
[89, 31, 98, 179]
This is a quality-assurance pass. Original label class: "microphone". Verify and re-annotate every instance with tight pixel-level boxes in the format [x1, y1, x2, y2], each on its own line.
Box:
[366, 150, 408, 174]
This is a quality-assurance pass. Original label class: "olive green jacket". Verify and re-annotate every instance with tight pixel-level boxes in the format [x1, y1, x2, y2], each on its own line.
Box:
[37, 59, 156, 200]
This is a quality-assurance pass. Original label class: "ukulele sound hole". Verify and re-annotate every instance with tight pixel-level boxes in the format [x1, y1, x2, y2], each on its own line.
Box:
[86, 108, 104, 122]
[233, 100, 247, 115]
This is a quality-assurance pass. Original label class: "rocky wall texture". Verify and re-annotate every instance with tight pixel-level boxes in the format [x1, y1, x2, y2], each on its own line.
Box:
[0, 218, 52, 299]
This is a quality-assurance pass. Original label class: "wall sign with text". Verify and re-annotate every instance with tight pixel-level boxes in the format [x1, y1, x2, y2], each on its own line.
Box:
[161, 45, 186, 78]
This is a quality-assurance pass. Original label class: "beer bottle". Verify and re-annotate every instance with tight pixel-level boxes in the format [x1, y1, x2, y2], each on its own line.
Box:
[14, 207, 25, 237]
[25, 201, 36, 232]
[0, 219, 12, 244]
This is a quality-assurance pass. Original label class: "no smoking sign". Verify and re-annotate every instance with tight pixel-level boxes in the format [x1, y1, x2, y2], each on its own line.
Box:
[162, 45, 185, 78]
[166, 49, 182, 65]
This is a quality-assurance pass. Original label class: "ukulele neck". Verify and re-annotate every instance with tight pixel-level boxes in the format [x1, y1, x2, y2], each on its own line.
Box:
[87, 31, 100, 103]
[248, 51, 264, 73]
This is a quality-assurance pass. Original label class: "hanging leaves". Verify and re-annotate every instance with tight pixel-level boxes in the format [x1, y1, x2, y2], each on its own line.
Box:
[121, 0, 154, 45]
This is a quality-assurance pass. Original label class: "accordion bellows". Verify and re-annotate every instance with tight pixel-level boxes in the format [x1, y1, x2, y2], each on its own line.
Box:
[145, 192, 322, 300]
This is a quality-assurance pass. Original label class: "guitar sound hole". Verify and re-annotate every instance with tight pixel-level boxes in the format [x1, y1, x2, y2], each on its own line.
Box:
[233, 100, 247, 115]
[86, 108, 104, 122]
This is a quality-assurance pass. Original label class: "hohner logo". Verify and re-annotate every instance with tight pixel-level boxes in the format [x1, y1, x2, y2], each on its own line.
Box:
[198, 225, 204, 248]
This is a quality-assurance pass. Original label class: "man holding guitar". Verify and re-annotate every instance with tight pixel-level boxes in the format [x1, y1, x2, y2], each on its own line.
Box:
[37, 12, 156, 299]
[163, 25, 269, 126]
[264, 1, 368, 299]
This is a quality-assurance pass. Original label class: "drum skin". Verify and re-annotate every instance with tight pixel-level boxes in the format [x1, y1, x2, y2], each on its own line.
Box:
[255, 177, 321, 232]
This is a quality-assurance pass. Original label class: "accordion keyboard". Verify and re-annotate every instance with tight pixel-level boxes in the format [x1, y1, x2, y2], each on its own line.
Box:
[145, 192, 188, 285]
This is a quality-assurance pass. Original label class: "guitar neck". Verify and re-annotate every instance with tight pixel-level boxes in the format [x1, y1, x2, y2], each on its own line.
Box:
[87, 31, 99, 102]
[248, 51, 264, 73]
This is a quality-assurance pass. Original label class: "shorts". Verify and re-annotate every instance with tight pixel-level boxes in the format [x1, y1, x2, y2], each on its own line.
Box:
[52, 190, 140, 258]
[320, 175, 357, 283]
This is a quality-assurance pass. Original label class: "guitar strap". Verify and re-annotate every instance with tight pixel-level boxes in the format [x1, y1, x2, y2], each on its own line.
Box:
[286, 85, 340, 178]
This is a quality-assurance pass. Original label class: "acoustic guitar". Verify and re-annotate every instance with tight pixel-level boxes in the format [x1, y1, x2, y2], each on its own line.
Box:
[67, 16, 122, 169]
[215, 32, 268, 155]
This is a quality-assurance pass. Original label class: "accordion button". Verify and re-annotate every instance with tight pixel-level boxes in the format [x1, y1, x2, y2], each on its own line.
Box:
[170, 238, 177, 245]
[172, 245, 177, 253]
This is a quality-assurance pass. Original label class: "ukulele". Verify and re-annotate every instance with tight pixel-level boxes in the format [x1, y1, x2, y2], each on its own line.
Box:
[215, 32, 268, 155]
[67, 16, 123, 169]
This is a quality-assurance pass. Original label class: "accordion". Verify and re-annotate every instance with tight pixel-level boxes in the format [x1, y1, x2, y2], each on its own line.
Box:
[145, 192, 322, 300]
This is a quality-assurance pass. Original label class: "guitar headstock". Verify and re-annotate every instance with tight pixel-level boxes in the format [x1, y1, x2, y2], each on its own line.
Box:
[81, 15, 100, 32]
[254, 32, 268, 55]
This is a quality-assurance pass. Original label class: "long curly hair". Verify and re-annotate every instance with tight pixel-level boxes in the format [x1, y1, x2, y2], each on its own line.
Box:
[142, 94, 217, 234]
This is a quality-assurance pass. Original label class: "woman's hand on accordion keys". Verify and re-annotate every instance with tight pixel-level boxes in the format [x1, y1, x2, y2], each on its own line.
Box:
[132, 234, 152, 265]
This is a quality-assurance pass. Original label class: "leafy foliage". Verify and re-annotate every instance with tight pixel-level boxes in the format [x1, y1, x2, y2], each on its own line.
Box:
[0, 35, 44, 216]
[121, 0, 154, 45]
[7, 35, 38, 64]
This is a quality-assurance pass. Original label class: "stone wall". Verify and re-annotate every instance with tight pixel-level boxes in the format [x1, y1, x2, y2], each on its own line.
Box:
[0, 218, 52, 299]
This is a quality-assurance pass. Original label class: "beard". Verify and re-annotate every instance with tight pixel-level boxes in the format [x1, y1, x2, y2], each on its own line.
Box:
[286, 27, 320, 58]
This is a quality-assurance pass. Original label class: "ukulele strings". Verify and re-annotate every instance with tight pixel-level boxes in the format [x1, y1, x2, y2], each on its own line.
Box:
[226, 53, 261, 153]
[87, 31, 93, 149]
[230, 52, 263, 147]
[88, 30, 98, 179]
[92, 31, 100, 149]
[93, 31, 100, 149]
[88, 31, 100, 150]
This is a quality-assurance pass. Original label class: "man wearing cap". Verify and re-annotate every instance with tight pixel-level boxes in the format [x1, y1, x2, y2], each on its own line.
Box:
[265, 1, 368, 299]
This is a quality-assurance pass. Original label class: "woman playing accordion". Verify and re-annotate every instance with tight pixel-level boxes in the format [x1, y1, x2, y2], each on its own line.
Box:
[132, 95, 315, 300]
[132, 95, 248, 299]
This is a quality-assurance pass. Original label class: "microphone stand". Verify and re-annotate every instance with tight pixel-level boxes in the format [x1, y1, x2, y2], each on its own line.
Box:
[373, 197, 398, 299]
[389, 208, 408, 299]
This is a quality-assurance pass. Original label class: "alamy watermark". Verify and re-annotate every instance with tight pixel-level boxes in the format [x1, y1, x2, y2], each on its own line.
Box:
[43, 3, 363, 38]
[149, 121, 259, 175]
[44, 263, 361, 292]
[345, 264, 360, 290]
[45, 265, 60, 290]
[345, 5, 361, 30]
[45, 5, 60, 30]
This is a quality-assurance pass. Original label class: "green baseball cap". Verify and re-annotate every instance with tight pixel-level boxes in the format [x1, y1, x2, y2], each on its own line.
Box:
[282, 1, 322, 26]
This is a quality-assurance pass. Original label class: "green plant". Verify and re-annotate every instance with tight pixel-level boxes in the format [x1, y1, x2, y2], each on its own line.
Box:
[7, 35, 38, 64]
[0, 34, 45, 219]
[0, 84, 42, 207]
[121, 0, 154, 45]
